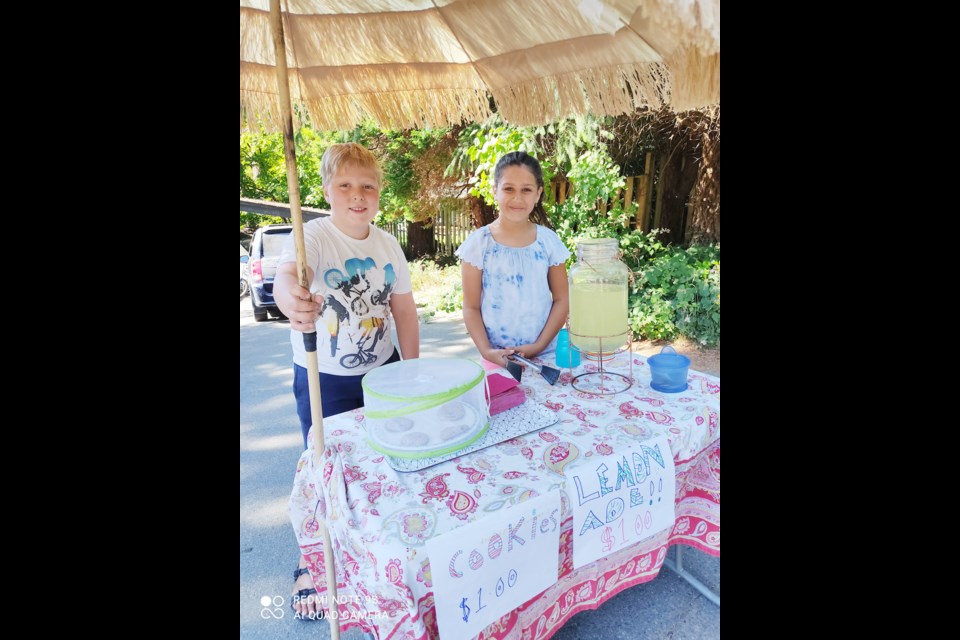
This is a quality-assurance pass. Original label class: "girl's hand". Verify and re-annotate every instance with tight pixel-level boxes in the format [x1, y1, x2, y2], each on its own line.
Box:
[512, 343, 541, 359]
[482, 347, 516, 368]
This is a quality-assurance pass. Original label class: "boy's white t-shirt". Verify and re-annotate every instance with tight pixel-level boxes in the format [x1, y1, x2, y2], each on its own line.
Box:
[278, 218, 412, 375]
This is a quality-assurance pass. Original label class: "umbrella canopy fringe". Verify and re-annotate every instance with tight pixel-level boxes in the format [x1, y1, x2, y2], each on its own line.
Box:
[495, 62, 670, 126]
[241, 61, 719, 131]
[666, 48, 720, 112]
[310, 87, 492, 131]
[241, 89, 303, 132]
[242, 87, 492, 132]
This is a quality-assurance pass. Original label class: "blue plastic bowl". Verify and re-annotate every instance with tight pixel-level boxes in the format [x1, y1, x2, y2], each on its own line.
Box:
[647, 346, 690, 392]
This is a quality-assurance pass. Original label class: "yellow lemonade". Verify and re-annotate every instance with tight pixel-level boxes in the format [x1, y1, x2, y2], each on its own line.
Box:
[569, 283, 628, 353]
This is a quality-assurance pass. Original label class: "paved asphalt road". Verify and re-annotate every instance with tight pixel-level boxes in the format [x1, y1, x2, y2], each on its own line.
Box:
[239, 299, 719, 639]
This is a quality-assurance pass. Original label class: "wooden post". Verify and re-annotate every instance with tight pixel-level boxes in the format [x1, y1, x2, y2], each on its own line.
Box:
[623, 177, 634, 227]
[639, 152, 654, 231]
[636, 176, 647, 230]
[446, 205, 452, 255]
[269, 2, 340, 637]
[645, 153, 654, 231]
[653, 152, 664, 231]
[558, 180, 567, 205]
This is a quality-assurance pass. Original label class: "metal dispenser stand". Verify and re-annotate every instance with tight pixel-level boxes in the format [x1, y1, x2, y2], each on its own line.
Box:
[567, 325, 633, 395]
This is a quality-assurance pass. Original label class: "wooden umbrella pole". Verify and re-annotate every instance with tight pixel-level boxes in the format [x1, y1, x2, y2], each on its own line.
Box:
[268, 2, 340, 636]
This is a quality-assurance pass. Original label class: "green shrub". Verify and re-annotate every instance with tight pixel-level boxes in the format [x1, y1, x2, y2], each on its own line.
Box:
[437, 280, 463, 313]
[409, 258, 463, 316]
[628, 244, 720, 346]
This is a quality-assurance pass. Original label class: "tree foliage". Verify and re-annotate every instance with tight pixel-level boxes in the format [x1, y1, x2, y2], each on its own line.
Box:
[240, 121, 458, 229]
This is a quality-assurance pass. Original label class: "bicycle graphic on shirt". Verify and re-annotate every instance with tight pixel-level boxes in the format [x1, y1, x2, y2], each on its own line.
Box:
[340, 317, 387, 369]
[324, 269, 371, 316]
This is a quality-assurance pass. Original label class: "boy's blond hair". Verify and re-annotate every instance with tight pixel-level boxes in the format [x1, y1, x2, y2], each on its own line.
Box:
[321, 143, 383, 188]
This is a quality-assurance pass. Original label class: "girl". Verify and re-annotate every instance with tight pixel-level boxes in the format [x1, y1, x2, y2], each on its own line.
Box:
[457, 151, 570, 367]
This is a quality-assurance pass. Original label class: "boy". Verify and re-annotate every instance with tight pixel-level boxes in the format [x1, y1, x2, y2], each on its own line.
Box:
[274, 143, 419, 619]
[275, 141, 419, 438]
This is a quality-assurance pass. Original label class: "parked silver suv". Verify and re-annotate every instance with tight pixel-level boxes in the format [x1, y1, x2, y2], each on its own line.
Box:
[247, 224, 292, 321]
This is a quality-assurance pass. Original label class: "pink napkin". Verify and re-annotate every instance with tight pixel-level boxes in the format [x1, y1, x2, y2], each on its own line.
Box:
[481, 359, 526, 415]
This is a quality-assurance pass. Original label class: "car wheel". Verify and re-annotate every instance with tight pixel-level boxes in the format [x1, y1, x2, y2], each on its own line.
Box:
[240, 279, 250, 298]
[252, 298, 268, 322]
[269, 308, 287, 320]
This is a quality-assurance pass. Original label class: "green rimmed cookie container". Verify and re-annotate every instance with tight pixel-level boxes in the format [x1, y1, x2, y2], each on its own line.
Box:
[361, 358, 490, 459]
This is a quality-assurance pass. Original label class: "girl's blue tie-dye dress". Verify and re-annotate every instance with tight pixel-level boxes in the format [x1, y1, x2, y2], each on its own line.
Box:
[456, 224, 570, 355]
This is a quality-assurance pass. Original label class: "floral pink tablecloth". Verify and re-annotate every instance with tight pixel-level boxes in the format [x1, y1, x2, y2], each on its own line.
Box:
[289, 355, 720, 639]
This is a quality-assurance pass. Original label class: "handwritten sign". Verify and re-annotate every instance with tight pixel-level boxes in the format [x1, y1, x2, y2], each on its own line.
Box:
[427, 491, 561, 639]
[567, 435, 676, 569]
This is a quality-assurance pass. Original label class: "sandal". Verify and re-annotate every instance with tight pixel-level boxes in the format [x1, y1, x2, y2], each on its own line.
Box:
[291, 566, 325, 620]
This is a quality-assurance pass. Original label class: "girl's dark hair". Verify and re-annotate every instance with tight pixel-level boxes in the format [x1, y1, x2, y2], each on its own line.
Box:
[493, 151, 552, 229]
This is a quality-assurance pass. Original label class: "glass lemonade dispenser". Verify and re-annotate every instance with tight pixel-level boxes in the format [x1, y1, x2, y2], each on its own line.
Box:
[567, 237, 632, 394]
